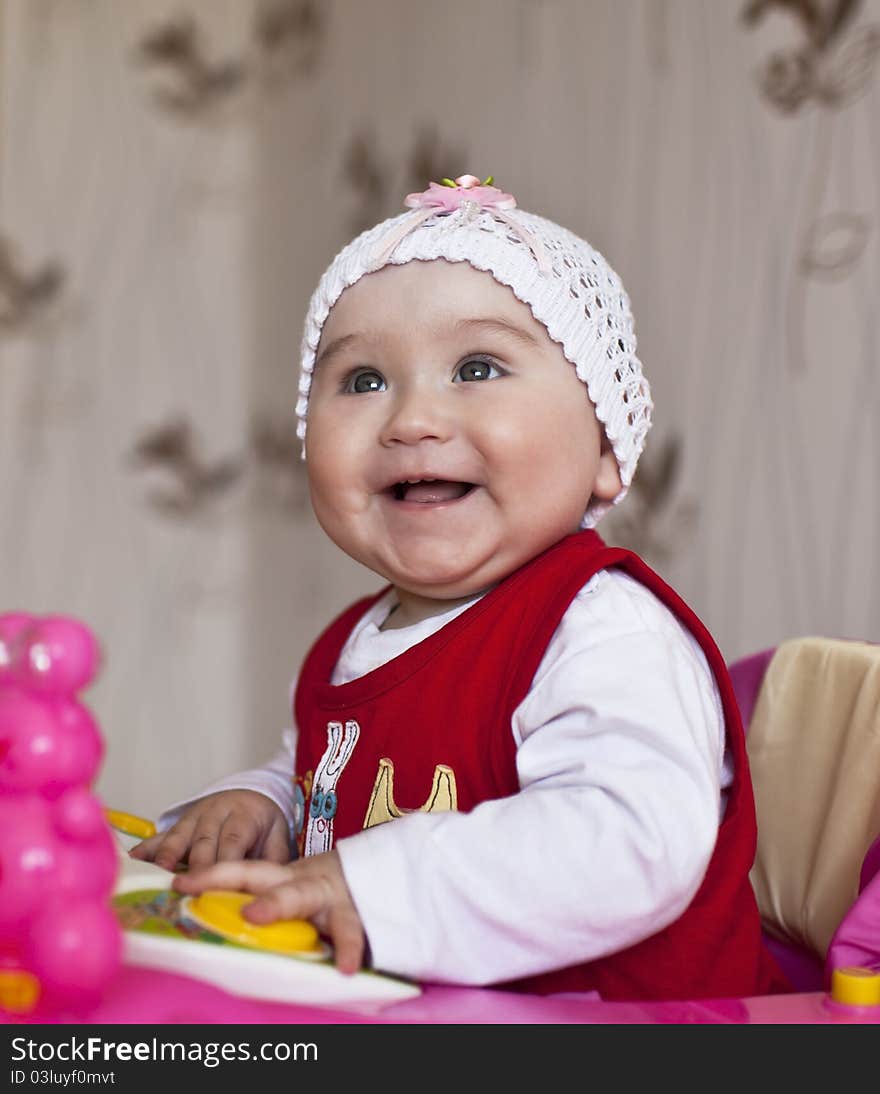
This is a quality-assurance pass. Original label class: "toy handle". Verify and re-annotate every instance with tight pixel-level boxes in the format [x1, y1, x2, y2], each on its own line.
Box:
[105, 809, 157, 840]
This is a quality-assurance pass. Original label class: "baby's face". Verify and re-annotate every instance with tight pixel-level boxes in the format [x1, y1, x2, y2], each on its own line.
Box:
[305, 260, 621, 605]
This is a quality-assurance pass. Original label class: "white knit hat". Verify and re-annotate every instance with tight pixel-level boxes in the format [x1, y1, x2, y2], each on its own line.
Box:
[297, 175, 652, 527]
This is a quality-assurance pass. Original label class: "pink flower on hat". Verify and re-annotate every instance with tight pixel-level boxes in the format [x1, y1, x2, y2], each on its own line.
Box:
[371, 172, 548, 278]
[404, 174, 516, 213]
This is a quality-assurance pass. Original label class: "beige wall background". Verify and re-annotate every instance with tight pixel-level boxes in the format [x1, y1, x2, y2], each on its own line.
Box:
[1, 0, 878, 819]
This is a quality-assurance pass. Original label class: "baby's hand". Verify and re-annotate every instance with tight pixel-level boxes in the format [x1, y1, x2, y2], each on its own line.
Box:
[129, 790, 291, 872]
[172, 851, 365, 975]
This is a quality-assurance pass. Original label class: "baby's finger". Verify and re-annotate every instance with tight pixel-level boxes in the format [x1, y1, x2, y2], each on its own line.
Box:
[172, 858, 291, 896]
[259, 817, 293, 865]
[325, 904, 365, 975]
[243, 872, 336, 928]
[215, 814, 260, 863]
[143, 820, 197, 871]
[128, 834, 162, 861]
[185, 828, 222, 870]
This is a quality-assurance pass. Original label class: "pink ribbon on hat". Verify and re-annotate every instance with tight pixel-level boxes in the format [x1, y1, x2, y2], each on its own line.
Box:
[404, 174, 517, 213]
[370, 174, 550, 273]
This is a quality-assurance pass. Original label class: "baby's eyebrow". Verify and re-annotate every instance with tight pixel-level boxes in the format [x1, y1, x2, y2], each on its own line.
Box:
[315, 317, 540, 370]
[452, 317, 541, 348]
[314, 333, 363, 370]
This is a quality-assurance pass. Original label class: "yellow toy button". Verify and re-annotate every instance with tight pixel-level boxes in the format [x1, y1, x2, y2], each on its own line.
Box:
[830, 967, 880, 1007]
[184, 891, 325, 957]
[0, 969, 41, 1015]
[106, 809, 157, 840]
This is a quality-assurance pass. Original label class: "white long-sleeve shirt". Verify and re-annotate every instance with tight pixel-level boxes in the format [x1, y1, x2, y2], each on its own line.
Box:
[159, 569, 731, 986]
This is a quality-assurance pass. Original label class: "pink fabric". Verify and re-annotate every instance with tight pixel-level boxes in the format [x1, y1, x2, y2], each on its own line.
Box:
[727, 647, 776, 732]
[860, 834, 880, 891]
[763, 935, 823, 991]
[4, 964, 878, 1025]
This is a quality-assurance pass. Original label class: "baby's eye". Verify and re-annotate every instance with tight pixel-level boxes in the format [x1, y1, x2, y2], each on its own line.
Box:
[455, 357, 503, 383]
[344, 368, 386, 393]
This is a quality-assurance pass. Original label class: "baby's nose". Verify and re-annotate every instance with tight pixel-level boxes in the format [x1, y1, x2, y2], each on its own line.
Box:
[379, 385, 454, 446]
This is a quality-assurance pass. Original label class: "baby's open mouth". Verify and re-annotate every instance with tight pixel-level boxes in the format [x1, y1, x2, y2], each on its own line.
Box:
[390, 480, 476, 504]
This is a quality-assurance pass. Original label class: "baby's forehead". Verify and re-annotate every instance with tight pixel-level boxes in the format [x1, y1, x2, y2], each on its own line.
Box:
[319, 258, 552, 348]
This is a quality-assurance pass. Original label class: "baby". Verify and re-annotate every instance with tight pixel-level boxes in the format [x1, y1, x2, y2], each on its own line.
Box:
[133, 175, 789, 1000]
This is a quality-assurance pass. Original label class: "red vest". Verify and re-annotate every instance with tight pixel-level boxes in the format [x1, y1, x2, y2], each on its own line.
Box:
[293, 531, 789, 1001]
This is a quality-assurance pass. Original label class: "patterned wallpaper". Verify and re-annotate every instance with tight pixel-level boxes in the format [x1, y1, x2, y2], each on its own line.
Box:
[1, 0, 878, 816]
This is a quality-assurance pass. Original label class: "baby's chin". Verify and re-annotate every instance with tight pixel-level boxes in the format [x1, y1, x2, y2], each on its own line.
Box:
[357, 556, 491, 611]
[360, 527, 562, 600]
[386, 568, 493, 604]
[376, 540, 507, 593]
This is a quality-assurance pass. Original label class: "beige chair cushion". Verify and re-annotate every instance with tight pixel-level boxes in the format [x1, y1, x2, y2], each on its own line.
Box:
[747, 637, 880, 958]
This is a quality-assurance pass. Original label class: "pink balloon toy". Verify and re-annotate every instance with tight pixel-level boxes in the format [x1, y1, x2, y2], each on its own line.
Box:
[0, 612, 121, 1017]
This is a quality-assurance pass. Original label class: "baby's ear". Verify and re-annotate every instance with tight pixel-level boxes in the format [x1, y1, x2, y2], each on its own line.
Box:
[591, 435, 623, 502]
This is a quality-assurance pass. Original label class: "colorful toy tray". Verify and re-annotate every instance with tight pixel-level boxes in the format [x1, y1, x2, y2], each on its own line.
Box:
[112, 845, 420, 1008]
